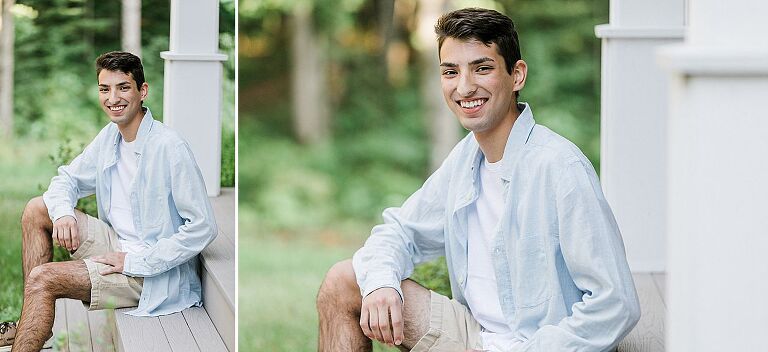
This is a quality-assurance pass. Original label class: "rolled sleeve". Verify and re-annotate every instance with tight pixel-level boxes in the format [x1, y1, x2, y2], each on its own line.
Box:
[43, 138, 100, 222]
[352, 157, 453, 301]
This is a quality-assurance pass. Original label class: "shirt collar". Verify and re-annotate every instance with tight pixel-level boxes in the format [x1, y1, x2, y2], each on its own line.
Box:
[112, 107, 155, 155]
[470, 102, 536, 181]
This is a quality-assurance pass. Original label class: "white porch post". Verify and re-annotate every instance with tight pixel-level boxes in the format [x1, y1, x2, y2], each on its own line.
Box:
[659, 0, 768, 350]
[161, 0, 227, 196]
[595, 0, 685, 272]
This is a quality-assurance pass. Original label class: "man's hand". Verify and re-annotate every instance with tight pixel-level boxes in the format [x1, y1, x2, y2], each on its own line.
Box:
[360, 287, 404, 347]
[91, 252, 127, 275]
[52, 215, 79, 252]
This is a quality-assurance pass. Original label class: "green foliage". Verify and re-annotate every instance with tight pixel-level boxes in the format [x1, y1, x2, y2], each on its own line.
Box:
[0, 141, 57, 322]
[221, 122, 235, 187]
[13, 1, 168, 138]
[411, 257, 452, 298]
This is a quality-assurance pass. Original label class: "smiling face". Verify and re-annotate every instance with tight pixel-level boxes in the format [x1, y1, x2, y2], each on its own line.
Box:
[439, 38, 526, 140]
[98, 69, 147, 128]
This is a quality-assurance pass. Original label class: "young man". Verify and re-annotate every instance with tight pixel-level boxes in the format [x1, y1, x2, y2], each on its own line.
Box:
[2, 51, 217, 352]
[317, 8, 640, 352]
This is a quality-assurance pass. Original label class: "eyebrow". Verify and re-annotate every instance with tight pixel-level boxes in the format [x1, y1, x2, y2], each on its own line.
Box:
[98, 81, 132, 87]
[440, 57, 495, 67]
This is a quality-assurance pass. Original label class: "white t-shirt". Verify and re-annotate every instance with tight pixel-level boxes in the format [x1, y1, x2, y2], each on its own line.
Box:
[109, 138, 147, 254]
[465, 157, 524, 352]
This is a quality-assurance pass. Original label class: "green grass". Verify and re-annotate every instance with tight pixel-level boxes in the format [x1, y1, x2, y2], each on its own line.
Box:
[239, 207, 409, 352]
[0, 141, 56, 322]
[239, 203, 453, 351]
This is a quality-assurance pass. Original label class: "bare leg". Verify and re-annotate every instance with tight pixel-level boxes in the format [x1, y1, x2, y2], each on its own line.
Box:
[16, 197, 90, 351]
[20, 197, 54, 282]
[317, 259, 431, 352]
[12, 260, 91, 352]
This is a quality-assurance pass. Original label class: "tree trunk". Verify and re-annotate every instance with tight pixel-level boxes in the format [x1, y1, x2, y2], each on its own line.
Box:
[291, 3, 330, 144]
[0, 0, 14, 138]
[415, 0, 459, 171]
[378, 0, 395, 76]
[122, 0, 141, 57]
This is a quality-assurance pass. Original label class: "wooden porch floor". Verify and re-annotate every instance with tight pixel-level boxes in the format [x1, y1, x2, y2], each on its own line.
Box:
[49, 189, 235, 352]
[619, 273, 666, 352]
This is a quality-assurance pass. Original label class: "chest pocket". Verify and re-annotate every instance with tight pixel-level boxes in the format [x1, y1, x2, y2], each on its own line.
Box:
[514, 235, 552, 308]
[139, 176, 169, 229]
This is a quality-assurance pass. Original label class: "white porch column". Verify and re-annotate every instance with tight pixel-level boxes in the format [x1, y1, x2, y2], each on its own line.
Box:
[595, 0, 685, 272]
[659, 0, 768, 350]
[161, 0, 227, 196]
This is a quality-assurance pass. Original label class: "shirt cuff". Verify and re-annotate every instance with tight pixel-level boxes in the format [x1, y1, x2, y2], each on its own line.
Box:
[122, 252, 134, 276]
[360, 273, 404, 303]
[49, 207, 76, 223]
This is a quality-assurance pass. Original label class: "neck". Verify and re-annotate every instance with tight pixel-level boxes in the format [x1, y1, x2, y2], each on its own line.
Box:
[118, 109, 145, 142]
[475, 105, 521, 163]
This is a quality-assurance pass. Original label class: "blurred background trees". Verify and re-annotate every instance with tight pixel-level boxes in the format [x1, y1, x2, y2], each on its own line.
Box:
[239, 0, 607, 350]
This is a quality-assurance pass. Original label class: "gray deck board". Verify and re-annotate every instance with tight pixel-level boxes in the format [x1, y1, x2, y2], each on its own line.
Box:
[618, 274, 666, 352]
[52, 298, 67, 347]
[182, 307, 228, 351]
[114, 309, 172, 352]
[201, 189, 236, 350]
[87, 309, 115, 352]
[652, 272, 666, 308]
[210, 188, 235, 243]
[158, 313, 201, 352]
[64, 299, 93, 351]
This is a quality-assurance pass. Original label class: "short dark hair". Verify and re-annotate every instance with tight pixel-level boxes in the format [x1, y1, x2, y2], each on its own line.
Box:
[95, 51, 146, 89]
[435, 8, 521, 75]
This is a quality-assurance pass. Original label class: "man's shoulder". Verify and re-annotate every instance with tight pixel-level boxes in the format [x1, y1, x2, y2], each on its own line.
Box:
[444, 132, 478, 163]
[525, 124, 590, 167]
[144, 120, 189, 150]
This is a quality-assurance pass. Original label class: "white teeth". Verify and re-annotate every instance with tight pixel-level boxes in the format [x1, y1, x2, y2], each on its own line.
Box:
[109, 106, 124, 111]
[460, 99, 486, 108]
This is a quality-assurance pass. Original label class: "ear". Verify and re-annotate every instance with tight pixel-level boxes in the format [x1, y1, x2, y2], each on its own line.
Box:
[139, 82, 149, 102]
[511, 59, 527, 93]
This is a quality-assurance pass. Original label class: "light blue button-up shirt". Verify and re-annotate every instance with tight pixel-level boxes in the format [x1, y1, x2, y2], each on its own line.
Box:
[353, 104, 640, 351]
[43, 108, 217, 317]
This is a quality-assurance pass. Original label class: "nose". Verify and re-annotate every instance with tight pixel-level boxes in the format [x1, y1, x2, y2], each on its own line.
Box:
[108, 89, 120, 104]
[456, 72, 477, 97]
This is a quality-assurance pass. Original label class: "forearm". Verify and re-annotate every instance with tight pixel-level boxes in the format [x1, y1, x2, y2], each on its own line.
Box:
[123, 216, 217, 277]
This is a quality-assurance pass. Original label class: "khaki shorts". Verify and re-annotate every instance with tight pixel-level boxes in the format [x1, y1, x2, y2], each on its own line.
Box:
[70, 211, 143, 310]
[411, 291, 483, 352]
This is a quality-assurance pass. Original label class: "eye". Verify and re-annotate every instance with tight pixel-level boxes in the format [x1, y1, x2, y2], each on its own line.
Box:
[442, 69, 457, 77]
[120, 86, 131, 91]
[99, 88, 108, 93]
[477, 66, 493, 73]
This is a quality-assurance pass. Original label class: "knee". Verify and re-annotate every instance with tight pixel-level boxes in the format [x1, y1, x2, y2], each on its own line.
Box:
[25, 263, 56, 296]
[22, 196, 49, 226]
[317, 259, 358, 307]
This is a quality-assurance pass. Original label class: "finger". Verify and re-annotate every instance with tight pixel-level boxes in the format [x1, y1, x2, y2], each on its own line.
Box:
[51, 226, 60, 247]
[62, 225, 72, 251]
[99, 265, 119, 275]
[390, 304, 404, 345]
[378, 304, 394, 345]
[91, 256, 107, 265]
[71, 224, 80, 250]
[359, 305, 372, 339]
[368, 307, 384, 343]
